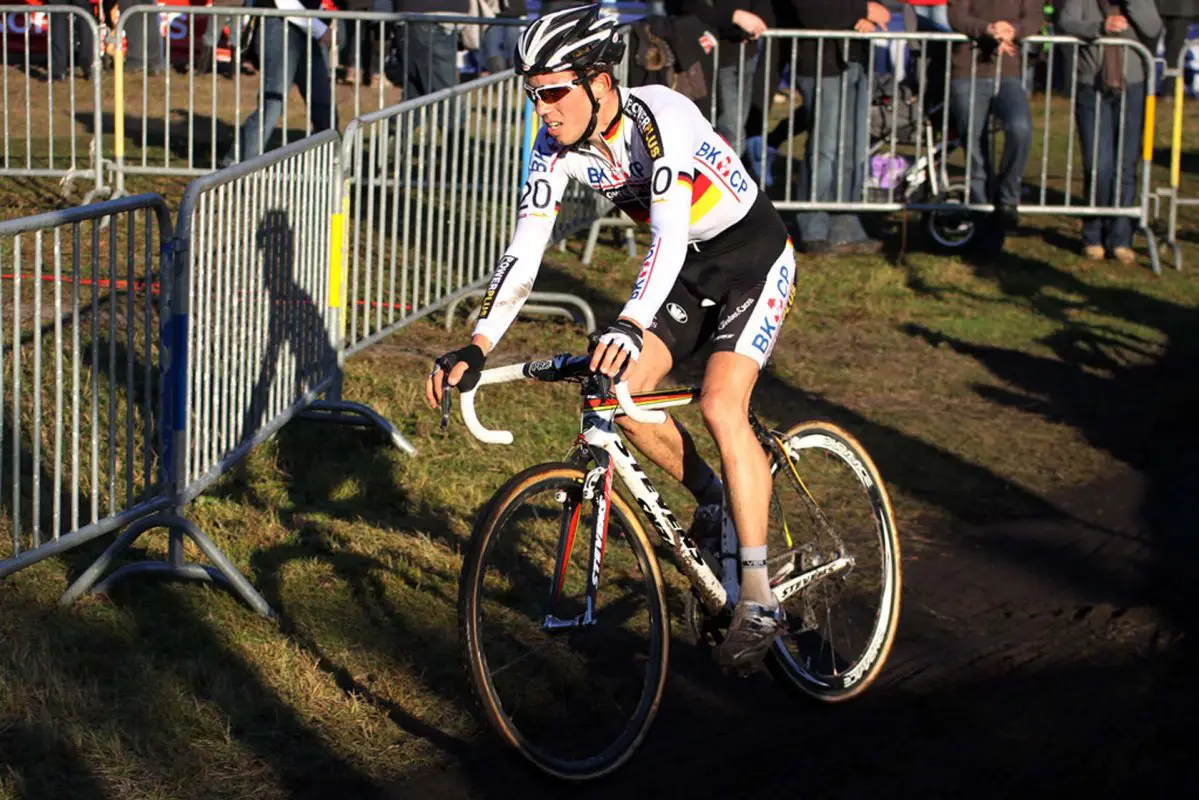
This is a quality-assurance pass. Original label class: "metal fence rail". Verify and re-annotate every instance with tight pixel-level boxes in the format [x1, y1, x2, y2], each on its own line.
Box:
[709, 29, 1161, 270]
[0, 193, 170, 579]
[340, 69, 526, 355]
[174, 132, 346, 499]
[1161, 40, 1198, 271]
[56, 130, 409, 617]
[109, 8, 529, 197]
[0, 5, 104, 199]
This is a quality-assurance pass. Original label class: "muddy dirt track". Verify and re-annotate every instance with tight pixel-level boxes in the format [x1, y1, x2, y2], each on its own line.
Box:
[380, 366, 1199, 798]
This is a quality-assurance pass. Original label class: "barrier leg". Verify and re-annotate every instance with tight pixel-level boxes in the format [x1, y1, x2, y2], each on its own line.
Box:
[299, 400, 419, 456]
[58, 513, 276, 618]
[1141, 224, 1162, 276]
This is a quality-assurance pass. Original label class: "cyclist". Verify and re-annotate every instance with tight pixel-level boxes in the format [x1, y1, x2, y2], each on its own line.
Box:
[424, 3, 798, 672]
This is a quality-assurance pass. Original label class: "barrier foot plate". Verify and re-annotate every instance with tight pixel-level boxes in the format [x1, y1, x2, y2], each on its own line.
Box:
[58, 513, 276, 619]
[445, 290, 596, 334]
[303, 400, 418, 456]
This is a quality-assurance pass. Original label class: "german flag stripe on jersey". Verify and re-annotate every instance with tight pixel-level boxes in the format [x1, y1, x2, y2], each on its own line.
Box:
[689, 173, 720, 224]
[603, 116, 623, 145]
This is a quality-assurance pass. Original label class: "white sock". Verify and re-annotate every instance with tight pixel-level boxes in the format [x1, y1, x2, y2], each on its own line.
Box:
[739, 545, 777, 608]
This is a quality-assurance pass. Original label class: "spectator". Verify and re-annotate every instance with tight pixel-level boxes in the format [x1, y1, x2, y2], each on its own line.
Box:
[908, 0, 952, 31]
[123, 1, 168, 75]
[198, 0, 252, 76]
[947, 0, 1042, 243]
[338, 0, 392, 86]
[682, 0, 773, 151]
[221, 0, 336, 165]
[478, 0, 526, 75]
[49, 0, 95, 81]
[792, 0, 891, 255]
[388, 1, 468, 98]
[1059, 0, 1161, 263]
[1156, 0, 1198, 97]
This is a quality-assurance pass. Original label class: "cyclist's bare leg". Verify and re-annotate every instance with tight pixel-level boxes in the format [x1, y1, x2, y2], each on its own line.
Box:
[616, 331, 721, 503]
[698, 352, 773, 604]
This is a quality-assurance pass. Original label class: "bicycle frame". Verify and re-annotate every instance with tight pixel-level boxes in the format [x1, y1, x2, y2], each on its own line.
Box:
[459, 355, 855, 632]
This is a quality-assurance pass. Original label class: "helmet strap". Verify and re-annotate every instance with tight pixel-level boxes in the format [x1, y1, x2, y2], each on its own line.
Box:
[571, 72, 602, 150]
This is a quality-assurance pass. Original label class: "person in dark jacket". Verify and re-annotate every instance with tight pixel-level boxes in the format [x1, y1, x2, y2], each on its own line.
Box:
[48, 0, 95, 81]
[123, 1, 168, 75]
[682, 0, 774, 150]
[793, 0, 892, 255]
[947, 0, 1042, 241]
[1059, 0, 1161, 263]
[1156, 0, 1198, 96]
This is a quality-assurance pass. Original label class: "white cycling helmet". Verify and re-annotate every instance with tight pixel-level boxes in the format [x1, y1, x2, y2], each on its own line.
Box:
[515, 3, 625, 76]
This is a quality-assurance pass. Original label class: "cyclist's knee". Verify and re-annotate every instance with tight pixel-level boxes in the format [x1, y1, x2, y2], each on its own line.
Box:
[699, 384, 750, 442]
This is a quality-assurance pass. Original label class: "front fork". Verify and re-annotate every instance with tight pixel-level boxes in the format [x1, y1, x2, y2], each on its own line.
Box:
[544, 452, 612, 631]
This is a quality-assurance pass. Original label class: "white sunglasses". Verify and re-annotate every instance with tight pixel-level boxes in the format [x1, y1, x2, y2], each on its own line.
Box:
[524, 78, 583, 105]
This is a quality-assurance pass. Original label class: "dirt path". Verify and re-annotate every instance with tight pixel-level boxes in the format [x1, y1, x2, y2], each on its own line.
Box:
[380, 453, 1198, 798]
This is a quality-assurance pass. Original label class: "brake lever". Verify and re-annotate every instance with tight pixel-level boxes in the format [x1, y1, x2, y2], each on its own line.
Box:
[439, 371, 453, 430]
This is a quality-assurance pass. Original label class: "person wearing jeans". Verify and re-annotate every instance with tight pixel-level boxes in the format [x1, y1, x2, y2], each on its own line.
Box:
[1059, 0, 1161, 263]
[792, 0, 892, 254]
[908, 0, 951, 30]
[947, 75, 1033, 212]
[682, 0, 773, 152]
[222, 2, 335, 165]
[947, 0, 1043, 244]
[389, 1, 467, 98]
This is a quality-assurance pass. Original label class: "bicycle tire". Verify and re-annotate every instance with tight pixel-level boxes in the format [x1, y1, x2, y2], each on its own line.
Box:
[458, 462, 670, 780]
[763, 421, 902, 702]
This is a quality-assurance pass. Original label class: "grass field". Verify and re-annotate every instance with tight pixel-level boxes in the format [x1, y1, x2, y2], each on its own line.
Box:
[2, 71, 1199, 798]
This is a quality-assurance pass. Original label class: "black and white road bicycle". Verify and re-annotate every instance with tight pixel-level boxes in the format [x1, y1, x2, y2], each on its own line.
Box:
[450, 354, 902, 780]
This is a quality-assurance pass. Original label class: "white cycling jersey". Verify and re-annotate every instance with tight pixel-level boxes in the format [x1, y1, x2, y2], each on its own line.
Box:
[472, 84, 763, 346]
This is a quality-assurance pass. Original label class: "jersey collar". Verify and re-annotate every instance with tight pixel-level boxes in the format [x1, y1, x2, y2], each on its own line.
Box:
[576, 87, 626, 157]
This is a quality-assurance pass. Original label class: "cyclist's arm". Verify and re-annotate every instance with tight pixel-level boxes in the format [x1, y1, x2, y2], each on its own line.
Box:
[616, 94, 704, 331]
[470, 138, 571, 347]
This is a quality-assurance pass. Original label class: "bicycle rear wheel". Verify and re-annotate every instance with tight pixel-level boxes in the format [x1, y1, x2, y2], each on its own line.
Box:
[458, 463, 670, 780]
[764, 421, 902, 701]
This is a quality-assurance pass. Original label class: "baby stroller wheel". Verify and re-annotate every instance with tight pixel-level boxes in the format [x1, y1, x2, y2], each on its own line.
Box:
[924, 184, 976, 252]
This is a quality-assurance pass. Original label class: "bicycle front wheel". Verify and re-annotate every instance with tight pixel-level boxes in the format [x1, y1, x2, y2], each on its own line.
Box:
[764, 421, 902, 701]
[458, 463, 670, 780]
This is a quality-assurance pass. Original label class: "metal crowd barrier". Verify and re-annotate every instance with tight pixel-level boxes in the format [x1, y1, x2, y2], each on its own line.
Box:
[0, 193, 170, 581]
[109, 7, 529, 198]
[0, 5, 105, 200]
[57, 131, 411, 617]
[1161, 40, 1198, 271]
[717, 29, 1160, 270]
[340, 70, 528, 353]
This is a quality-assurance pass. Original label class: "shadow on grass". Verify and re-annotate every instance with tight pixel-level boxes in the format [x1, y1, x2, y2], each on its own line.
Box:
[0, 721, 112, 800]
[914, 245, 1199, 640]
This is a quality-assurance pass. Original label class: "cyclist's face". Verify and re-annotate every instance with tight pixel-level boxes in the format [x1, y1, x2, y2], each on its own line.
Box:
[528, 70, 599, 146]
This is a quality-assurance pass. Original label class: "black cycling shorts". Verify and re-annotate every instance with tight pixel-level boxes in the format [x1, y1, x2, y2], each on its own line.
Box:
[648, 192, 797, 369]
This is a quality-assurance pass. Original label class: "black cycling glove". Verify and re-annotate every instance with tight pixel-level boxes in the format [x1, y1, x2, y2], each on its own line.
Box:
[434, 344, 487, 393]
